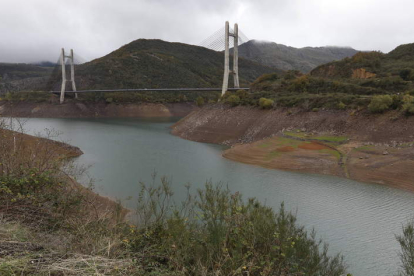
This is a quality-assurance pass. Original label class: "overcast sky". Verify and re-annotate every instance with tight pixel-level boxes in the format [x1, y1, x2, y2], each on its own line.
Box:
[1, 0, 414, 63]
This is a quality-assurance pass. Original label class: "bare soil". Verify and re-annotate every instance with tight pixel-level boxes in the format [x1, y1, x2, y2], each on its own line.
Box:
[171, 105, 414, 144]
[172, 105, 414, 191]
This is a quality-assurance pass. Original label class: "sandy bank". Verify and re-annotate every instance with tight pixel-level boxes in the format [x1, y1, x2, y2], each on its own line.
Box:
[171, 105, 414, 191]
[0, 101, 197, 118]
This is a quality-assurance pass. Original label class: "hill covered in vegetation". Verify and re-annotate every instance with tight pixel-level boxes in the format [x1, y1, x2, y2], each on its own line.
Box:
[0, 63, 55, 94]
[1, 39, 280, 103]
[234, 40, 358, 73]
[0, 63, 53, 82]
[72, 39, 279, 91]
[220, 43, 414, 114]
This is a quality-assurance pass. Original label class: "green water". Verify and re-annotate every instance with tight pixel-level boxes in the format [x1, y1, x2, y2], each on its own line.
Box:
[21, 117, 414, 276]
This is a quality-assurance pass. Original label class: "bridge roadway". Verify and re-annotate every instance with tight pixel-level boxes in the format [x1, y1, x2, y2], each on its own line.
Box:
[51, 87, 249, 93]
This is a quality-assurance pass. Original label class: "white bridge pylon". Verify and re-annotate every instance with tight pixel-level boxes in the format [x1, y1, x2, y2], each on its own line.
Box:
[60, 48, 77, 104]
[222, 21, 240, 96]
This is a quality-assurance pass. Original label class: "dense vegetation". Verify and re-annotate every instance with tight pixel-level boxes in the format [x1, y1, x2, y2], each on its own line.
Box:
[234, 40, 358, 73]
[0, 120, 350, 275]
[3, 41, 414, 113]
[71, 39, 278, 91]
[221, 43, 414, 113]
[0, 63, 54, 81]
[1, 39, 280, 103]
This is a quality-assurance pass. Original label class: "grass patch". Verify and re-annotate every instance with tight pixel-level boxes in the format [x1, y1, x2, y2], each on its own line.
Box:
[319, 149, 342, 160]
[274, 137, 302, 147]
[313, 135, 348, 143]
[257, 142, 271, 148]
[266, 150, 281, 160]
[283, 131, 308, 139]
[283, 131, 348, 145]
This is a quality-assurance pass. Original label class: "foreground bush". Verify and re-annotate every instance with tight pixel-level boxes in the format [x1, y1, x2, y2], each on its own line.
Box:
[128, 179, 348, 275]
[0, 120, 348, 275]
[396, 221, 414, 276]
[368, 95, 393, 113]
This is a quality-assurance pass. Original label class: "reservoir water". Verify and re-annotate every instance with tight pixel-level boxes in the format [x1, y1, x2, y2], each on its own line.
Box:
[20, 117, 414, 276]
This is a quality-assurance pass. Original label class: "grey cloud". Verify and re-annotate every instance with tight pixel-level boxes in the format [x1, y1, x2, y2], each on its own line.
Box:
[1, 0, 414, 63]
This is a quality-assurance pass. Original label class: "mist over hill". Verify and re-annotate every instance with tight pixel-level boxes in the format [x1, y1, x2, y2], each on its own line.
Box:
[233, 40, 358, 73]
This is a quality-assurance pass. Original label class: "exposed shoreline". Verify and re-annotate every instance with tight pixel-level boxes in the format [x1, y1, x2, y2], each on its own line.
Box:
[0, 100, 197, 118]
[171, 105, 414, 192]
[2, 128, 130, 219]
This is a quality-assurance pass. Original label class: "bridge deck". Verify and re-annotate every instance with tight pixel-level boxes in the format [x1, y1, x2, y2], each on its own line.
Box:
[51, 88, 249, 93]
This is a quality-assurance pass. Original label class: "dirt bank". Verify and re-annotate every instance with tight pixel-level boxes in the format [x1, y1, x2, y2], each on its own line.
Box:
[171, 105, 414, 145]
[171, 105, 414, 191]
[1, 128, 129, 220]
[0, 100, 197, 118]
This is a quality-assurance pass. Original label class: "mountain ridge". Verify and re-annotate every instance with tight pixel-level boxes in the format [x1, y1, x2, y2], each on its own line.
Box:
[233, 39, 359, 73]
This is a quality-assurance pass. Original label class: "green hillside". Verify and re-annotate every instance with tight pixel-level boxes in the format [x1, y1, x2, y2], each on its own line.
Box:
[233, 40, 358, 73]
[1, 39, 280, 103]
[221, 43, 414, 114]
[74, 39, 279, 90]
[0, 63, 53, 82]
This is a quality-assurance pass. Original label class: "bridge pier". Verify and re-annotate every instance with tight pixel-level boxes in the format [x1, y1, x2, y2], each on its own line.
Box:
[221, 21, 240, 96]
[60, 48, 77, 104]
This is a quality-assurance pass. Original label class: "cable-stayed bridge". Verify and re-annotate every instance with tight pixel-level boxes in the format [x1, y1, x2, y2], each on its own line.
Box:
[9, 22, 251, 103]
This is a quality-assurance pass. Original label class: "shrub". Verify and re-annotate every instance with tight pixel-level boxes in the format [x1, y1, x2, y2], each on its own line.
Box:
[338, 101, 346, 110]
[259, 97, 274, 109]
[196, 96, 205, 107]
[284, 70, 302, 80]
[225, 95, 241, 107]
[236, 89, 249, 99]
[402, 95, 414, 115]
[399, 69, 412, 81]
[396, 221, 414, 276]
[368, 95, 393, 113]
[129, 180, 348, 275]
[255, 73, 279, 83]
[391, 94, 403, 109]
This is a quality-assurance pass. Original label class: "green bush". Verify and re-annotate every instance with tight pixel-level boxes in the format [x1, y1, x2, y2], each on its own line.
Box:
[368, 95, 393, 113]
[399, 69, 412, 81]
[402, 95, 414, 115]
[225, 95, 241, 107]
[259, 97, 274, 109]
[396, 221, 414, 276]
[129, 180, 348, 275]
[338, 101, 346, 109]
[196, 96, 205, 107]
